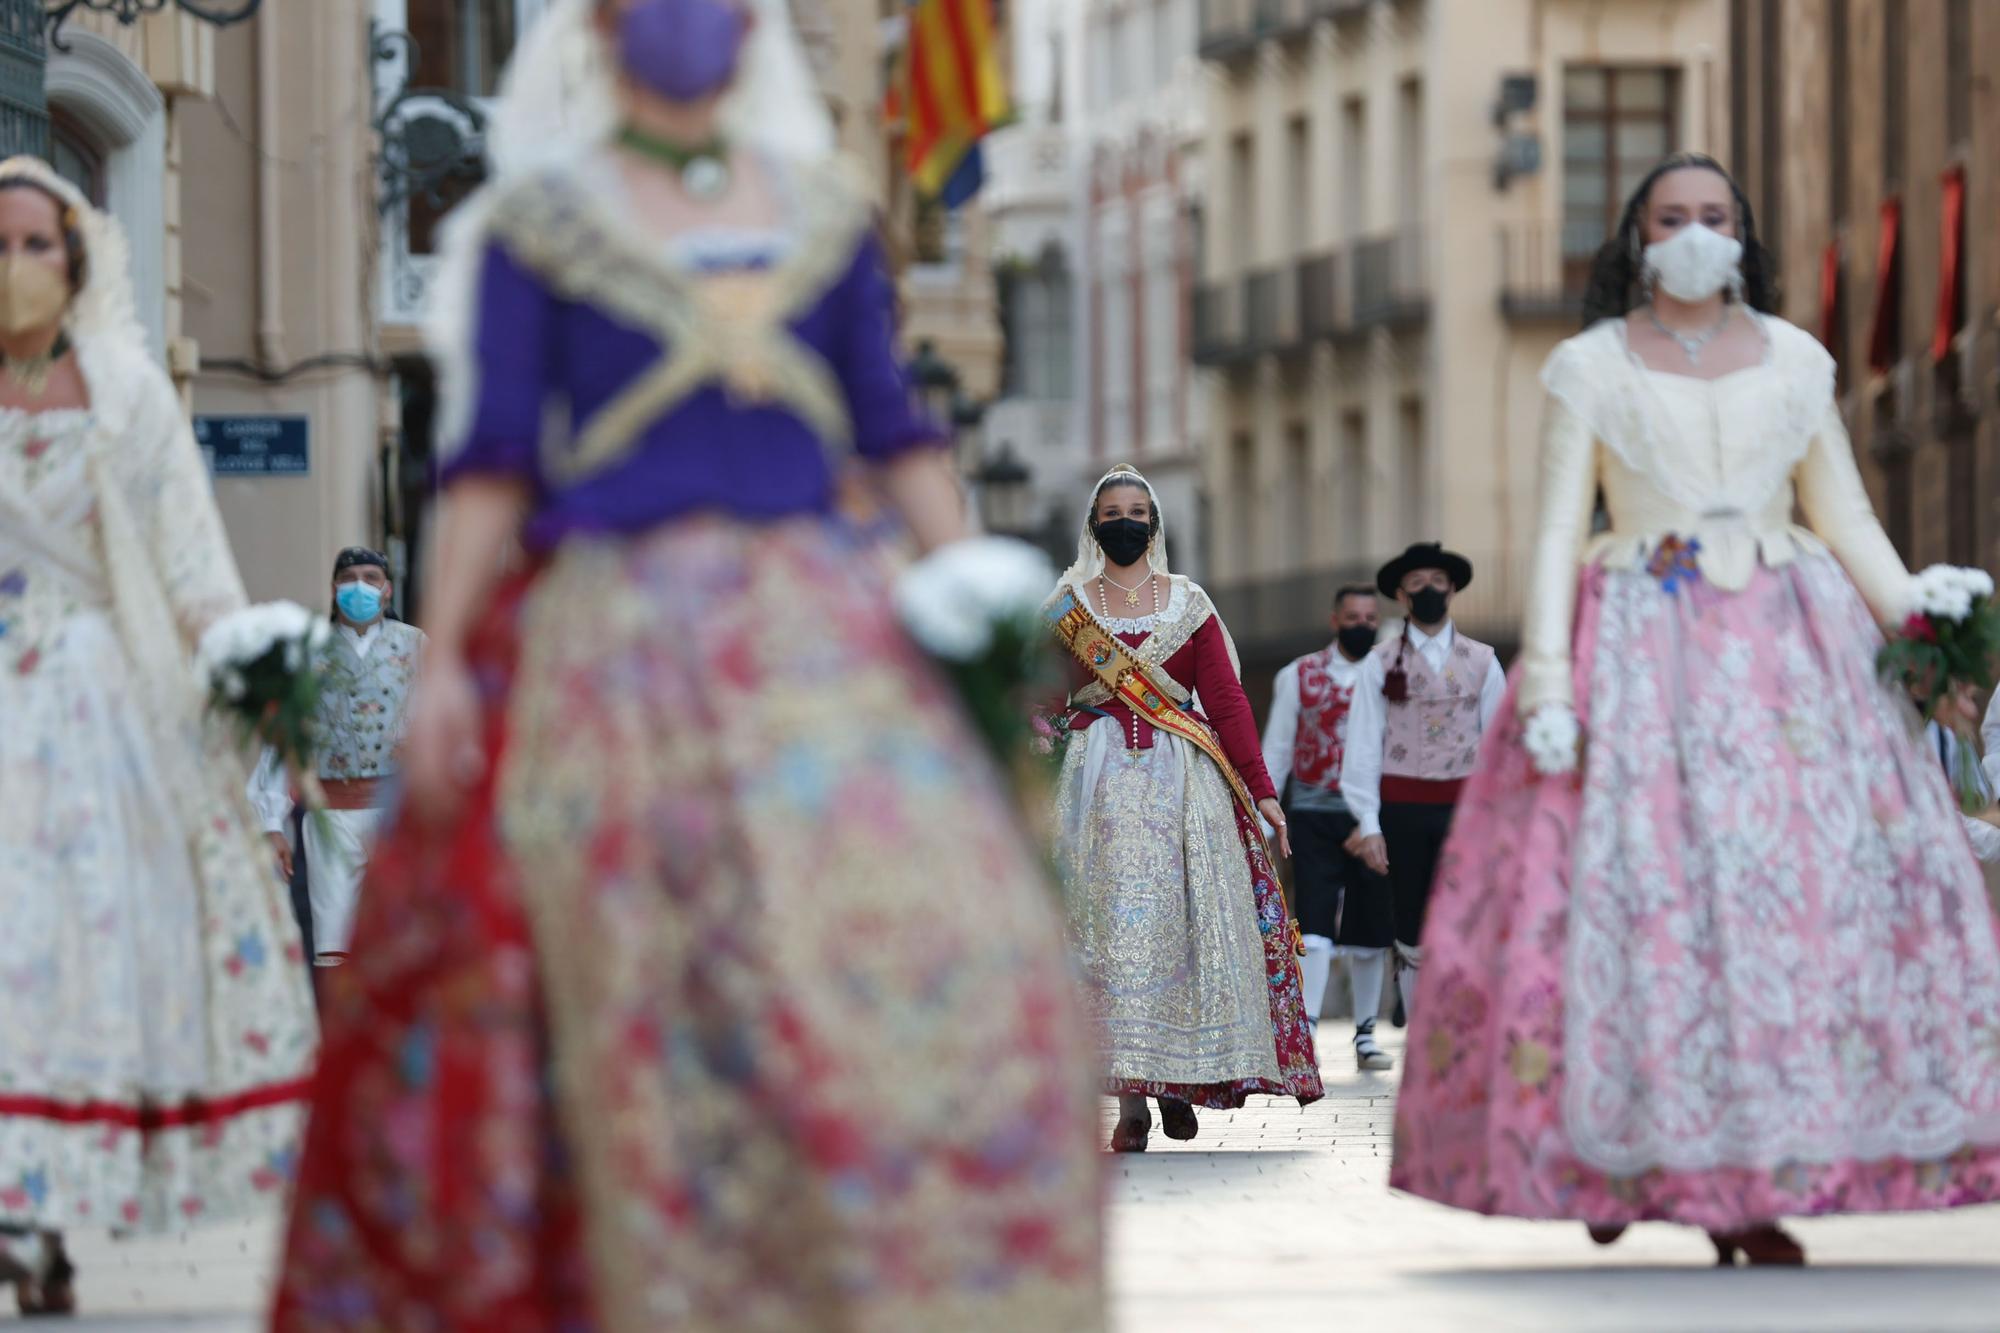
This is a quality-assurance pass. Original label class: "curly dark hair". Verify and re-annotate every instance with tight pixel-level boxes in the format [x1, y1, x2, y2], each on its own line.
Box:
[1089, 465, 1163, 541]
[0, 177, 87, 293]
[1578, 152, 1778, 327]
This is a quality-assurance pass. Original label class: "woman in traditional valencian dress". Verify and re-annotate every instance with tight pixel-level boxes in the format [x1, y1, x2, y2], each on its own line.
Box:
[1046, 465, 1322, 1153]
[271, 3, 1102, 1330]
[0, 159, 314, 1313]
[1391, 153, 2000, 1264]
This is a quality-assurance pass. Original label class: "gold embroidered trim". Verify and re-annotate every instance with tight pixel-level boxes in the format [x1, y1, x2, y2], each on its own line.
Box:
[484, 165, 869, 485]
[1059, 577, 1203, 708]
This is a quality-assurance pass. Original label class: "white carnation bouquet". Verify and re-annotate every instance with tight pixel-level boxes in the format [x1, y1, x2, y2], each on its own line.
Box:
[195, 601, 332, 806]
[1879, 564, 2000, 813]
[895, 536, 1061, 766]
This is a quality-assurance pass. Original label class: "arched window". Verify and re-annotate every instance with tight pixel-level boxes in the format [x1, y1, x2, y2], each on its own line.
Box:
[49, 109, 105, 208]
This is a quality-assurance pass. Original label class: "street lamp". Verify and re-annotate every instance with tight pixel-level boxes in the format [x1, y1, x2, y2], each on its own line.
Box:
[975, 442, 1034, 538]
[907, 338, 960, 432]
[46, 0, 262, 48]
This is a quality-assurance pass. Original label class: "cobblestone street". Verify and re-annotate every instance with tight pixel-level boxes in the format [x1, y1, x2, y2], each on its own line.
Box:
[22, 1021, 2000, 1330]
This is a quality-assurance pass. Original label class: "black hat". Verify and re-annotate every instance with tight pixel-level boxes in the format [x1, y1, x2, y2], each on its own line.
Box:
[1375, 542, 1473, 598]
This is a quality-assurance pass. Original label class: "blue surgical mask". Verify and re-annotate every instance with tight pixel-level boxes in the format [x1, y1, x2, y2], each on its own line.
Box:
[335, 582, 384, 624]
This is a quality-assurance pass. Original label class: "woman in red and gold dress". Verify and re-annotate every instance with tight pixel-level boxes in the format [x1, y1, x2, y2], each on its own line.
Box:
[1044, 465, 1322, 1152]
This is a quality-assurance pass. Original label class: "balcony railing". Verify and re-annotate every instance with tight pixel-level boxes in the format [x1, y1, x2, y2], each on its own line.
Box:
[1498, 221, 1602, 324]
[1211, 548, 1529, 677]
[1198, 0, 1313, 61]
[1196, 235, 1429, 370]
[1349, 229, 1430, 330]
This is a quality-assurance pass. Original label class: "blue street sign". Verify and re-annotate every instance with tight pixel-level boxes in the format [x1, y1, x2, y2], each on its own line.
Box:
[195, 415, 310, 477]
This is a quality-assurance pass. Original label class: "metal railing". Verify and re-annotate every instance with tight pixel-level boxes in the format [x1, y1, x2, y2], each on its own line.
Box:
[1498, 220, 1602, 324]
[1199, 0, 1315, 60]
[1349, 228, 1430, 330]
[1298, 253, 1342, 341]
[1193, 279, 1249, 366]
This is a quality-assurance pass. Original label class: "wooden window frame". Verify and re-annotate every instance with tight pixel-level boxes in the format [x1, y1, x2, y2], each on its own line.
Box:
[1560, 65, 1683, 286]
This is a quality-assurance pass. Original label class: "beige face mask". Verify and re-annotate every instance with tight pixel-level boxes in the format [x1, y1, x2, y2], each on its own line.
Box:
[0, 256, 70, 337]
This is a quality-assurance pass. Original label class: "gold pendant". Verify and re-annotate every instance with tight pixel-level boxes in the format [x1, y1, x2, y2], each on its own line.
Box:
[1124, 588, 1142, 607]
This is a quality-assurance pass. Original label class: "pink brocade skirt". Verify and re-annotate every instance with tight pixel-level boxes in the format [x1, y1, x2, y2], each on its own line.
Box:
[273, 520, 1104, 1333]
[1390, 555, 2000, 1232]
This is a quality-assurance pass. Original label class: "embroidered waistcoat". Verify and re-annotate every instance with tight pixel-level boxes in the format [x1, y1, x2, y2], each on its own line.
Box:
[1292, 650, 1353, 790]
[1377, 633, 1494, 782]
[315, 621, 424, 781]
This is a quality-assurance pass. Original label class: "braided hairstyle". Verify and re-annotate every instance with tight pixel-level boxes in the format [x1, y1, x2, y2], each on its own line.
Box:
[1577, 152, 1778, 328]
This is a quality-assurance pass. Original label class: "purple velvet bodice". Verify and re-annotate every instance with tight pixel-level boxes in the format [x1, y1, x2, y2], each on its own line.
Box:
[439, 176, 941, 551]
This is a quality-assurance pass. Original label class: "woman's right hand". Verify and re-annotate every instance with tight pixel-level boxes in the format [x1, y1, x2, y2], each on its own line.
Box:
[403, 653, 484, 824]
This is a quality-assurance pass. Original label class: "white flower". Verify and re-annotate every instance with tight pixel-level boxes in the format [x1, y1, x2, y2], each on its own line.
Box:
[895, 536, 1057, 662]
[195, 600, 330, 683]
[1910, 565, 1986, 623]
[1523, 703, 1581, 777]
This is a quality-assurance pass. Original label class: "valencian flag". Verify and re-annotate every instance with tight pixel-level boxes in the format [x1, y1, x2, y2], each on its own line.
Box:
[887, 0, 1008, 208]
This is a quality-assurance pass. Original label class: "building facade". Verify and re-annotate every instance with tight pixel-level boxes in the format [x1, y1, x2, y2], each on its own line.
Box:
[1196, 0, 1727, 695]
[1729, 0, 1999, 580]
[1069, 0, 1210, 579]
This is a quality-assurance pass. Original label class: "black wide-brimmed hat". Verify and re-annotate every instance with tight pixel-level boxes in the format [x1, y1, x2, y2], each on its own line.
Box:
[1376, 542, 1474, 598]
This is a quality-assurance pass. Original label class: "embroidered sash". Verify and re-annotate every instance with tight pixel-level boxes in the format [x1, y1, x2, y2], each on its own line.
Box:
[1046, 587, 1305, 957]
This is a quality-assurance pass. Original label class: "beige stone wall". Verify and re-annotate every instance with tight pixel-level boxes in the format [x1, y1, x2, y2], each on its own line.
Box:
[178, 3, 387, 609]
[1742, 0, 1999, 579]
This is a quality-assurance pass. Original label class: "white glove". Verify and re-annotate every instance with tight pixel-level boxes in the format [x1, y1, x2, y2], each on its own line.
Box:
[1522, 703, 1582, 777]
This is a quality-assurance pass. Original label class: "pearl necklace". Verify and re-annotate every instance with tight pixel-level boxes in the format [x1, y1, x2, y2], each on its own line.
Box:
[1096, 564, 1160, 608]
[1100, 572, 1159, 617]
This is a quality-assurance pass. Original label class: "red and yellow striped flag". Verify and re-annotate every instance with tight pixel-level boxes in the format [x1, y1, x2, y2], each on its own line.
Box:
[888, 0, 1008, 202]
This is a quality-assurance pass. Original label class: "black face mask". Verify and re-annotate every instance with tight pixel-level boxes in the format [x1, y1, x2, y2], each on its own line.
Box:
[1407, 586, 1450, 625]
[1092, 518, 1153, 568]
[1336, 625, 1377, 660]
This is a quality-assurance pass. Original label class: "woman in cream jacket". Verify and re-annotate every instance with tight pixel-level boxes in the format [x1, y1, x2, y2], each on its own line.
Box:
[1388, 153, 2000, 1266]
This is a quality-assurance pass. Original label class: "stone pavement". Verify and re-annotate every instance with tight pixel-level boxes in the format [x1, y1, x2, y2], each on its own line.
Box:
[1106, 1022, 2000, 1333]
[26, 1019, 2000, 1330]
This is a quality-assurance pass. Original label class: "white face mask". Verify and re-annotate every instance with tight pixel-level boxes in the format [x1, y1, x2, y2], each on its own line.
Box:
[1642, 222, 1744, 303]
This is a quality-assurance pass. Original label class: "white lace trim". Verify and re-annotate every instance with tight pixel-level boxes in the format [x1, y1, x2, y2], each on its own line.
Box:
[1541, 314, 1835, 520]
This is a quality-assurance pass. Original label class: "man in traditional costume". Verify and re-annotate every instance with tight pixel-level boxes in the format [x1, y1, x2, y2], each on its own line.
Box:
[251, 547, 423, 967]
[1260, 584, 1395, 1068]
[1341, 542, 1504, 1021]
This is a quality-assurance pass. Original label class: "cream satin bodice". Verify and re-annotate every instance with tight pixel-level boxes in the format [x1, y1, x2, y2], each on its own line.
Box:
[1518, 313, 1912, 714]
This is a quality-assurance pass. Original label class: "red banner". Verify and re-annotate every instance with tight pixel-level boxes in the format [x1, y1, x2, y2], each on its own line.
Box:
[1866, 195, 1902, 375]
[1819, 239, 1841, 354]
[1933, 164, 1966, 364]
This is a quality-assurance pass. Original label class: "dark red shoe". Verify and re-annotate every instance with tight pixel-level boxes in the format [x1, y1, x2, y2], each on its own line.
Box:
[1109, 1114, 1150, 1153]
[1710, 1225, 1805, 1267]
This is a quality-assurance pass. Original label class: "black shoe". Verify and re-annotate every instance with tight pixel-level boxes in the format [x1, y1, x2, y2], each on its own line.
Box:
[1391, 995, 1406, 1028]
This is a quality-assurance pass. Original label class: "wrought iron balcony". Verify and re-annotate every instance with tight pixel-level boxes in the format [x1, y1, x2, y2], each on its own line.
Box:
[1198, 0, 1312, 63]
[1348, 228, 1430, 330]
[1498, 220, 1600, 324]
[1195, 266, 1311, 368]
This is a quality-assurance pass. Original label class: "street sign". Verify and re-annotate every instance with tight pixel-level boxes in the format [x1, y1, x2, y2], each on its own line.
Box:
[195, 415, 310, 477]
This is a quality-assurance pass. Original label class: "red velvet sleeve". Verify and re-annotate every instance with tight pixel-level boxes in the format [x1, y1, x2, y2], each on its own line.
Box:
[1188, 615, 1278, 802]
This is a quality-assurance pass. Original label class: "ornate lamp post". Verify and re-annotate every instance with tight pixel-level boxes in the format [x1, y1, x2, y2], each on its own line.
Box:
[908, 338, 960, 431]
[974, 442, 1034, 539]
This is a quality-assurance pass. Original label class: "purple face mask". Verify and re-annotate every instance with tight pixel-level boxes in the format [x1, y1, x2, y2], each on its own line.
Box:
[616, 0, 748, 104]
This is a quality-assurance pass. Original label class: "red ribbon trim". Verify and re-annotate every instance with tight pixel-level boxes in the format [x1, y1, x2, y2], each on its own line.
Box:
[0, 1076, 313, 1133]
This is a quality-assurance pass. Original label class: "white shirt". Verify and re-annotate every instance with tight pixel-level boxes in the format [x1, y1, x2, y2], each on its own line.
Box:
[1984, 691, 2000, 798]
[1339, 621, 1507, 839]
[243, 618, 388, 832]
[1259, 642, 1367, 804]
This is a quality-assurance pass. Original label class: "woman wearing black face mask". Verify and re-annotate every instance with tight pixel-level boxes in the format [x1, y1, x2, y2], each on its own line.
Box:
[1042, 465, 1323, 1154]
